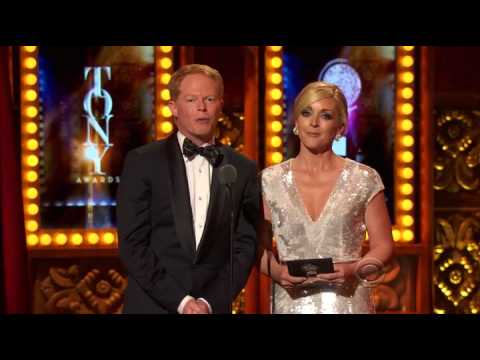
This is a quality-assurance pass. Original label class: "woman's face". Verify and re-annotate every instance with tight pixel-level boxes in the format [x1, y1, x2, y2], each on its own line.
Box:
[295, 97, 345, 154]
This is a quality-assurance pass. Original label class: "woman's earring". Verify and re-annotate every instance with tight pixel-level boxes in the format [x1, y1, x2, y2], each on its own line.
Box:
[335, 134, 342, 141]
[293, 126, 299, 136]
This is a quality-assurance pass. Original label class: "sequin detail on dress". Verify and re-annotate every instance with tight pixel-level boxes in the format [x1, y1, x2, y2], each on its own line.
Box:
[261, 158, 385, 314]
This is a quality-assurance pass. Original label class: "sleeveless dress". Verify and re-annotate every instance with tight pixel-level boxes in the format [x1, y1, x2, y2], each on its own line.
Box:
[261, 158, 384, 314]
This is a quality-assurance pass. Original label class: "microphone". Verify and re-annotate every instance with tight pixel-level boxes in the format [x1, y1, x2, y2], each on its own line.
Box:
[219, 164, 237, 186]
[219, 164, 237, 314]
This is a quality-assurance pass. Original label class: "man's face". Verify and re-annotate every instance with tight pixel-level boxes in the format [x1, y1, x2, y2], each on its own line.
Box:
[168, 73, 223, 145]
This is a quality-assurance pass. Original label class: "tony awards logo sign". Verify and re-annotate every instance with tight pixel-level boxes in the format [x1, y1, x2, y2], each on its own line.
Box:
[83, 66, 113, 176]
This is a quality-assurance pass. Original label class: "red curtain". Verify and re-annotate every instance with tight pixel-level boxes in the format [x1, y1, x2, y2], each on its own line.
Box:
[0, 46, 29, 313]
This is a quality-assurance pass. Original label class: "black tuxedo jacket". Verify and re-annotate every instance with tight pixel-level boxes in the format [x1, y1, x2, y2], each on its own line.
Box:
[117, 133, 260, 313]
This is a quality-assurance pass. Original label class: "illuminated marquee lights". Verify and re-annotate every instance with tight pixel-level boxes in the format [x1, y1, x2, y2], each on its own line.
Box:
[156, 46, 175, 139]
[266, 46, 417, 242]
[265, 46, 284, 166]
[20, 46, 163, 249]
[395, 46, 416, 242]
[20, 46, 42, 249]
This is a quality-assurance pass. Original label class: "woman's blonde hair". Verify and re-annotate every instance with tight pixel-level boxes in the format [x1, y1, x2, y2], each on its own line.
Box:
[293, 81, 348, 132]
[168, 64, 224, 100]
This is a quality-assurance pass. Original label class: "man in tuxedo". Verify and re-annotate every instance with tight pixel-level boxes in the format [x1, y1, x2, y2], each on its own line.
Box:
[117, 64, 259, 314]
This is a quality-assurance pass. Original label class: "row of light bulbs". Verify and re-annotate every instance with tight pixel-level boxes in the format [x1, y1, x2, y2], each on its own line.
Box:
[21, 46, 42, 247]
[26, 231, 116, 247]
[264, 46, 417, 242]
[265, 46, 284, 166]
[21, 46, 119, 249]
[21, 45, 417, 245]
[156, 46, 175, 138]
[395, 46, 416, 242]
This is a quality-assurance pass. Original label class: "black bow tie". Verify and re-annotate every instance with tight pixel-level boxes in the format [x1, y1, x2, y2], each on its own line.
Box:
[182, 137, 222, 166]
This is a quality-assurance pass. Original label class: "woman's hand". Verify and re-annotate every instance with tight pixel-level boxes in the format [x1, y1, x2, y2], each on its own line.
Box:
[273, 264, 307, 289]
[310, 261, 357, 285]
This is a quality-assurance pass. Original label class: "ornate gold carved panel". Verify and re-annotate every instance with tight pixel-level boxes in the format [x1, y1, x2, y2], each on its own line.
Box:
[434, 108, 480, 313]
[32, 259, 126, 314]
[434, 213, 480, 313]
[434, 110, 480, 194]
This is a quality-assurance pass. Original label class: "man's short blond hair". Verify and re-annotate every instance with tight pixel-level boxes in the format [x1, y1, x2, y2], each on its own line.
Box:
[168, 64, 224, 100]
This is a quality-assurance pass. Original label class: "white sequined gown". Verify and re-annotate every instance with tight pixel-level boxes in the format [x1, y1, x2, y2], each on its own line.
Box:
[261, 158, 385, 314]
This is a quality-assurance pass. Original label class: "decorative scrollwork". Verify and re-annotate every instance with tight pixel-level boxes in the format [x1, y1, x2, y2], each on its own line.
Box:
[40, 265, 127, 314]
[434, 110, 480, 192]
[216, 112, 244, 153]
[434, 214, 480, 313]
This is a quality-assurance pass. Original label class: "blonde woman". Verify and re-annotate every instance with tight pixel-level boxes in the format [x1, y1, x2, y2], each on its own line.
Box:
[260, 81, 394, 314]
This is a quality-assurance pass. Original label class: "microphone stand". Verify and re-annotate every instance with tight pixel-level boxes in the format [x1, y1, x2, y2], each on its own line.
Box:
[225, 184, 234, 315]
[219, 163, 237, 315]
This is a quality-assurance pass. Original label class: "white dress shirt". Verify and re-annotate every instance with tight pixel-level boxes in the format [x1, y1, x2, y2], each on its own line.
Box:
[176, 131, 213, 314]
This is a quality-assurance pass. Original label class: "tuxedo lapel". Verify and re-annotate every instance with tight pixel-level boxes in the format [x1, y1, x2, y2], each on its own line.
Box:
[166, 134, 196, 258]
[194, 144, 228, 263]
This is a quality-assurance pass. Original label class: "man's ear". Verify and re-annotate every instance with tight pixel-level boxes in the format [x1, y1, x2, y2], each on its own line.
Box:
[168, 100, 178, 118]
